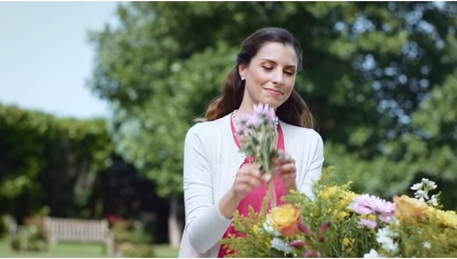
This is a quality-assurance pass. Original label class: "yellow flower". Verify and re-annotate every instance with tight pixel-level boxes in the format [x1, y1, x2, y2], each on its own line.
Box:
[252, 224, 260, 236]
[360, 213, 376, 221]
[341, 191, 358, 206]
[263, 236, 271, 249]
[319, 186, 338, 200]
[267, 204, 301, 237]
[343, 237, 355, 253]
[334, 211, 348, 219]
[343, 237, 354, 247]
[427, 207, 457, 229]
[343, 237, 356, 257]
[393, 195, 428, 224]
[320, 186, 358, 220]
[334, 190, 358, 219]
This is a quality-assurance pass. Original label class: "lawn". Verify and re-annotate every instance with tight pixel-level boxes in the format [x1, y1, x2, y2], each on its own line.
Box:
[0, 238, 179, 258]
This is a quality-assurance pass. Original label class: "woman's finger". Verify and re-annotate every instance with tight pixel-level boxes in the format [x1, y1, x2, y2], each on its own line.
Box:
[236, 164, 263, 187]
[276, 160, 296, 175]
[273, 150, 294, 166]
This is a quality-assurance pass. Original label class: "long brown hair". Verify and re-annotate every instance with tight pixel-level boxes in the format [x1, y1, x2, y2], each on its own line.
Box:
[203, 27, 316, 129]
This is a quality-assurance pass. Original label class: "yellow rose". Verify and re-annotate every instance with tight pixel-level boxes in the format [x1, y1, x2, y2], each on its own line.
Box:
[267, 204, 301, 237]
[393, 195, 428, 224]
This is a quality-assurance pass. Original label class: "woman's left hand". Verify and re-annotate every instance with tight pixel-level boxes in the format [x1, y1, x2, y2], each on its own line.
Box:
[273, 150, 297, 191]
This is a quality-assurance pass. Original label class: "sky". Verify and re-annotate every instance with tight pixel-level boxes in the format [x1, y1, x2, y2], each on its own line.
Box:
[0, 1, 121, 119]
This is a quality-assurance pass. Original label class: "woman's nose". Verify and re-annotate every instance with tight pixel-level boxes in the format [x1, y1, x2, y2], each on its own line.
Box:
[272, 70, 284, 84]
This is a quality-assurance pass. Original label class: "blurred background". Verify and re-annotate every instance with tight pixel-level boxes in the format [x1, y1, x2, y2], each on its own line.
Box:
[1, 1, 456, 257]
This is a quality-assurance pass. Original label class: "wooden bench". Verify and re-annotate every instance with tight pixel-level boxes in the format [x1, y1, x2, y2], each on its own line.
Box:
[43, 217, 114, 255]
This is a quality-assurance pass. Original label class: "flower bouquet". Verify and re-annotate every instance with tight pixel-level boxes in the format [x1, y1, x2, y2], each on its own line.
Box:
[223, 103, 457, 257]
[221, 161, 457, 256]
[235, 104, 279, 177]
[234, 104, 280, 209]
[222, 170, 457, 257]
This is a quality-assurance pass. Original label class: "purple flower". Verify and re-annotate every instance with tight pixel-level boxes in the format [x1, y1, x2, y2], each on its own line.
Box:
[245, 113, 263, 128]
[289, 240, 305, 247]
[298, 222, 312, 236]
[304, 250, 314, 258]
[359, 218, 377, 229]
[254, 103, 276, 122]
[236, 104, 277, 135]
[236, 103, 279, 177]
[304, 250, 321, 258]
[349, 194, 376, 214]
[378, 212, 395, 224]
[372, 199, 395, 216]
[349, 194, 395, 218]
[319, 221, 331, 234]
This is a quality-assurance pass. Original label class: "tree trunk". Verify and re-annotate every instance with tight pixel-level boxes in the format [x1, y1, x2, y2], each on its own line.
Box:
[168, 196, 182, 249]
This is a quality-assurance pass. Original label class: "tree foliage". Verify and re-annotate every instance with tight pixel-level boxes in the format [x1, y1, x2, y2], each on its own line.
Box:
[0, 104, 113, 220]
[89, 2, 457, 209]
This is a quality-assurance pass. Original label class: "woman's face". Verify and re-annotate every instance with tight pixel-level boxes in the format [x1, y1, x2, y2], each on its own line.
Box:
[239, 42, 298, 109]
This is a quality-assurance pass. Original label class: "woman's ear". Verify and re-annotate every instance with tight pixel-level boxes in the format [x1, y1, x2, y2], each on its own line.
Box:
[238, 64, 247, 80]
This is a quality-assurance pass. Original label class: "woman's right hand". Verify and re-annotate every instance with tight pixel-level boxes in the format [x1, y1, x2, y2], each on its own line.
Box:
[219, 163, 267, 219]
[231, 163, 266, 202]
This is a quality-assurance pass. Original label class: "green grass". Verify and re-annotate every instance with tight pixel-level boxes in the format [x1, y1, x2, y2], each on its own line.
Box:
[0, 239, 108, 258]
[0, 239, 179, 258]
[153, 244, 179, 258]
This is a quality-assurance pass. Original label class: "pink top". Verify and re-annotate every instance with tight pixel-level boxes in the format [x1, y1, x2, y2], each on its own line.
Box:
[218, 115, 287, 257]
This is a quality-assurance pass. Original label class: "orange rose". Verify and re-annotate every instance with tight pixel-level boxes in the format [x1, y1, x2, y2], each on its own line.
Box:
[267, 204, 301, 237]
[393, 195, 428, 224]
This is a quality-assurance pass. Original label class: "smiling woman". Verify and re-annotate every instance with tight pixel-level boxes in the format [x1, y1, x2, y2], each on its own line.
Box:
[239, 42, 298, 109]
[178, 27, 324, 258]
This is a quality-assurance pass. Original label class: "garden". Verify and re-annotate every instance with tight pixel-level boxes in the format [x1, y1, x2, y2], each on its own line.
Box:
[0, 215, 178, 258]
[2, 2, 457, 258]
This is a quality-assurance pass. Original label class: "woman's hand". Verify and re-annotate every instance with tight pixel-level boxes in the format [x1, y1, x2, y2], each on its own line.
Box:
[219, 163, 267, 219]
[273, 150, 297, 191]
[231, 163, 266, 201]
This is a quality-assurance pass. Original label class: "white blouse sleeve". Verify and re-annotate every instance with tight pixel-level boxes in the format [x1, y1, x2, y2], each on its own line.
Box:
[182, 125, 231, 254]
[297, 131, 324, 199]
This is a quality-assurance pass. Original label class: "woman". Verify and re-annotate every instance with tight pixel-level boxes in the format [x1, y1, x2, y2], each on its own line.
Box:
[178, 27, 324, 258]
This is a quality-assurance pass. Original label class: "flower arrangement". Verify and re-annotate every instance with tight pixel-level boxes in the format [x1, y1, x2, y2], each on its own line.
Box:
[235, 103, 279, 177]
[221, 169, 457, 257]
[222, 104, 457, 257]
[234, 104, 280, 209]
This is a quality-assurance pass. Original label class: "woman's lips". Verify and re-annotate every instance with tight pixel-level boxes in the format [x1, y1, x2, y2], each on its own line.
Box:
[264, 88, 283, 96]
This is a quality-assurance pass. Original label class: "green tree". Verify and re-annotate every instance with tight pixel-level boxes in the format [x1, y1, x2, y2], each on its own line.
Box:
[0, 104, 113, 220]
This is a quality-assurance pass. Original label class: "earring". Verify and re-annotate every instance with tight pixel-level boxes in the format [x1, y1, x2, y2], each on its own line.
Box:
[241, 76, 245, 80]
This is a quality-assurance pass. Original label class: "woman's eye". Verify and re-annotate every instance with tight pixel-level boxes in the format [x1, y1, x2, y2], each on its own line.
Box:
[285, 71, 294, 76]
[262, 66, 273, 70]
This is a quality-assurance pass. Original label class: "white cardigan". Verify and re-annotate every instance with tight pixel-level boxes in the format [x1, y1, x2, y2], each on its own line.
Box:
[178, 114, 324, 258]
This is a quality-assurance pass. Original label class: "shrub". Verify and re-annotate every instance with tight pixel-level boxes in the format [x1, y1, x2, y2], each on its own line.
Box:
[10, 224, 46, 252]
[121, 244, 155, 257]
